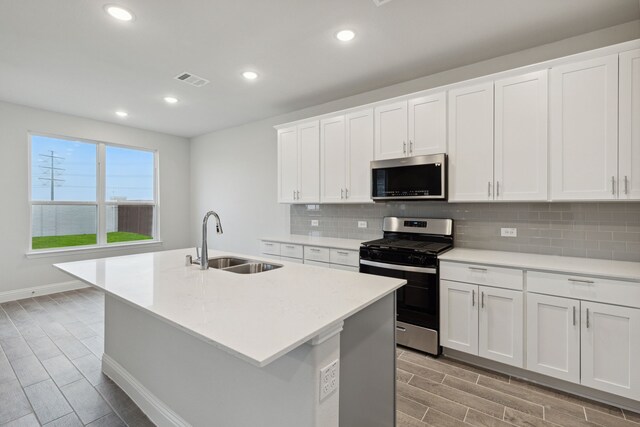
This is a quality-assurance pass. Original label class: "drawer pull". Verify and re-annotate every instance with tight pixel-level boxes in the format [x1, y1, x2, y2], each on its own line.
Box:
[309, 248, 321, 252]
[468, 266, 488, 272]
[396, 326, 407, 332]
[336, 251, 350, 255]
[572, 306, 576, 326]
[472, 290, 475, 307]
[264, 243, 274, 246]
[586, 308, 590, 328]
[285, 245, 295, 249]
[568, 278, 594, 284]
[481, 291, 485, 308]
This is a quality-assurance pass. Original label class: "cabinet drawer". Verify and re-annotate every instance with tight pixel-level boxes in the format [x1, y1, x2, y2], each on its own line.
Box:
[280, 243, 303, 259]
[331, 264, 359, 273]
[304, 259, 331, 268]
[304, 246, 330, 263]
[281, 256, 303, 264]
[440, 262, 523, 291]
[330, 249, 359, 267]
[260, 241, 280, 256]
[527, 271, 640, 309]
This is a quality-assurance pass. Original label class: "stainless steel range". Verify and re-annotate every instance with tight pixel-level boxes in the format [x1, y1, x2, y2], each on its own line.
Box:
[359, 217, 453, 355]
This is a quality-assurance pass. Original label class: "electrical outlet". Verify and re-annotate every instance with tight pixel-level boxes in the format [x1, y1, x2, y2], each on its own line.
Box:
[357, 221, 367, 228]
[501, 228, 517, 237]
[311, 220, 319, 227]
[320, 359, 339, 401]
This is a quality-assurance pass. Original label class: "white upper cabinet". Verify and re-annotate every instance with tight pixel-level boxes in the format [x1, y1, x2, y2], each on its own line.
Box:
[320, 116, 347, 203]
[345, 109, 374, 202]
[374, 93, 446, 160]
[619, 49, 640, 200]
[581, 301, 640, 400]
[374, 100, 408, 160]
[550, 55, 619, 200]
[277, 121, 319, 203]
[320, 109, 374, 203]
[448, 82, 495, 201]
[277, 126, 298, 203]
[495, 71, 548, 201]
[408, 93, 447, 156]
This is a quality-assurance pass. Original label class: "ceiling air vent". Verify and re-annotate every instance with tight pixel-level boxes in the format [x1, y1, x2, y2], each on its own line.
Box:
[372, 0, 395, 6]
[174, 72, 210, 87]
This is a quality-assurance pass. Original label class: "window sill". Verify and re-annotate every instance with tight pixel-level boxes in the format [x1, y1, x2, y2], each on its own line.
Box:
[26, 240, 164, 259]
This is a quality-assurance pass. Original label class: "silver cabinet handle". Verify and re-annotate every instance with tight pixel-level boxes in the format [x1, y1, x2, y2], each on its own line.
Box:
[586, 308, 590, 328]
[472, 289, 475, 307]
[468, 266, 487, 272]
[285, 245, 295, 249]
[340, 188, 344, 199]
[309, 248, 321, 252]
[297, 190, 300, 199]
[612, 176, 616, 195]
[409, 140, 413, 154]
[496, 181, 500, 197]
[572, 306, 576, 326]
[403, 141, 407, 155]
[293, 190, 296, 200]
[336, 251, 349, 255]
[264, 243, 274, 246]
[481, 291, 485, 308]
[345, 188, 349, 199]
[396, 326, 407, 332]
[625, 175, 629, 195]
[488, 181, 491, 198]
[568, 278, 594, 284]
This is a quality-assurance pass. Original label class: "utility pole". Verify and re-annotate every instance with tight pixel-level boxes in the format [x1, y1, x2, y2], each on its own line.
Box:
[39, 150, 65, 200]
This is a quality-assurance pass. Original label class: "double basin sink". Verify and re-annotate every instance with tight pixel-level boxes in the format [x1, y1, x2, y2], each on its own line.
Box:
[194, 256, 282, 274]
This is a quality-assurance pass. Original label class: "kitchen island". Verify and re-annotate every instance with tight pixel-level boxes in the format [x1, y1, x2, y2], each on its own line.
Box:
[55, 248, 405, 427]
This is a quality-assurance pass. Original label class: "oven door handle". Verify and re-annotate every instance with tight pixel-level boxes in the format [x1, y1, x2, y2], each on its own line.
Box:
[360, 260, 436, 274]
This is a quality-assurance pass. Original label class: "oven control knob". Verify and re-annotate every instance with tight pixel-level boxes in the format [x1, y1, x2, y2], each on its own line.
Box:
[410, 255, 426, 265]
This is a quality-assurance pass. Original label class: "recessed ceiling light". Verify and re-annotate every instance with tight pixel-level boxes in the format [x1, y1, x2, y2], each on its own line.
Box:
[242, 71, 258, 80]
[105, 5, 134, 21]
[336, 30, 355, 42]
[115, 111, 128, 117]
[164, 96, 179, 104]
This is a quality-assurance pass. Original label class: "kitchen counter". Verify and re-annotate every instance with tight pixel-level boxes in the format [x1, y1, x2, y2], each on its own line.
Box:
[260, 235, 370, 251]
[440, 248, 640, 282]
[54, 248, 404, 367]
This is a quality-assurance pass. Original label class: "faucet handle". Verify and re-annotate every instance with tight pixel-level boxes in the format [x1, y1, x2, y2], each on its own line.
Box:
[195, 246, 200, 260]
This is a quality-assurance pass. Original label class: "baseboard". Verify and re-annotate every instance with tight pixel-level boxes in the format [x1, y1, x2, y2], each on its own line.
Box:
[102, 354, 191, 427]
[0, 280, 88, 303]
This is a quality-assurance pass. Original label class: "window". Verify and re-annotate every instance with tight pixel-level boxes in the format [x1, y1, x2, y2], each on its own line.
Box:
[29, 134, 158, 251]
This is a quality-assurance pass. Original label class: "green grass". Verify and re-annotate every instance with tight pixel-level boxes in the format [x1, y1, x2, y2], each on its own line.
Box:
[32, 232, 152, 250]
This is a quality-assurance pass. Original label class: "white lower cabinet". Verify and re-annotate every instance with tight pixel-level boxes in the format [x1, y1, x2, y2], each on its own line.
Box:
[261, 240, 359, 272]
[526, 293, 580, 384]
[581, 301, 640, 400]
[441, 280, 479, 354]
[478, 286, 523, 367]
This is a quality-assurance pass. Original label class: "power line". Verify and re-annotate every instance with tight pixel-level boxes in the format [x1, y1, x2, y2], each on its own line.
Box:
[39, 150, 65, 201]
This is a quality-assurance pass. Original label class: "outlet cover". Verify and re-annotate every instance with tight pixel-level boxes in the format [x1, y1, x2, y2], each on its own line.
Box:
[501, 228, 517, 237]
[320, 359, 339, 401]
[311, 220, 319, 227]
[357, 221, 367, 228]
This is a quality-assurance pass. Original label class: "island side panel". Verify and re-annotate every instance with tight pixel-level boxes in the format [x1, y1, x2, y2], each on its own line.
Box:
[339, 292, 396, 427]
[102, 295, 341, 427]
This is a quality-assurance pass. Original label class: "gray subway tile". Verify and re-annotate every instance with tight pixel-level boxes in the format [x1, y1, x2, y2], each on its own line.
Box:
[9, 354, 49, 387]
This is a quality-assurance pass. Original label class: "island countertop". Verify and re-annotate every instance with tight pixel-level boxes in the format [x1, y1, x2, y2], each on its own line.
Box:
[54, 248, 405, 367]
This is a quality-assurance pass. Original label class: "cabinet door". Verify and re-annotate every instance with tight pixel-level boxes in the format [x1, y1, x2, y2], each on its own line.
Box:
[297, 121, 320, 203]
[550, 55, 619, 200]
[374, 100, 408, 160]
[478, 286, 523, 367]
[277, 126, 298, 203]
[495, 71, 548, 201]
[440, 280, 478, 355]
[408, 93, 446, 156]
[619, 49, 640, 200]
[320, 116, 346, 203]
[346, 109, 374, 203]
[581, 301, 640, 400]
[448, 82, 495, 201]
[526, 293, 580, 384]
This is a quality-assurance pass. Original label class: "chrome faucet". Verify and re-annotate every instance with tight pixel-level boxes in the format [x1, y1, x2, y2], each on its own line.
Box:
[200, 211, 223, 270]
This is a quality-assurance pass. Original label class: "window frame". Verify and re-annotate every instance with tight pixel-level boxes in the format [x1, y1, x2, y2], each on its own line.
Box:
[27, 132, 161, 254]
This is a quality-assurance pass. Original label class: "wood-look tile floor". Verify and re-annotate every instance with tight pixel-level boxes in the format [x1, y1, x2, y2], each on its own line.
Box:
[0, 289, 152, 427]
[3, 289, 639, 427]
[396, 347, 640, 427]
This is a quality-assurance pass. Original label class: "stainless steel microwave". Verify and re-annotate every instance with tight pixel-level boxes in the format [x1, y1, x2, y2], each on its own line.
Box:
[371, 154, 447, 201]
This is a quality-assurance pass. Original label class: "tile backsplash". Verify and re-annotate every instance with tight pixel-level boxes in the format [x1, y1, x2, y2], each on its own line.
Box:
[290, 202, 640, 262]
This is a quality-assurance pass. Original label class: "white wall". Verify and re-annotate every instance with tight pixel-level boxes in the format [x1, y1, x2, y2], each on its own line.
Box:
[0, 101, 191, 293]
[190, 20, 640, 255]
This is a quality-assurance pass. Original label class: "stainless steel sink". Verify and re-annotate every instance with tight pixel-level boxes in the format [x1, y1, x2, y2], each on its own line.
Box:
[205, 257, 251, 269]
[222, 262, 283, 274]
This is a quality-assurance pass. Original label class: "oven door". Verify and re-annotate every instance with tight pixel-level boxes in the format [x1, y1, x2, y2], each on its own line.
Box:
[359, 259, 440, 354]
[371, 154, 446, 201]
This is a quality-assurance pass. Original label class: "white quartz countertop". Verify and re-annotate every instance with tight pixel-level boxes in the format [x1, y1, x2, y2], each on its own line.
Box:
[439, 248, 640, 282]
[54, 248, 404, 367]
[260, 235, 371, 251]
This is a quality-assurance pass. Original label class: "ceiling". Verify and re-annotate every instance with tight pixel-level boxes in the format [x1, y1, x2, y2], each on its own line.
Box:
[0, 0, 638, 138]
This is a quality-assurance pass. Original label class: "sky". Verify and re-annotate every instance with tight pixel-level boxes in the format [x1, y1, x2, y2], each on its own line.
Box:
[31, 135, 154, 202]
